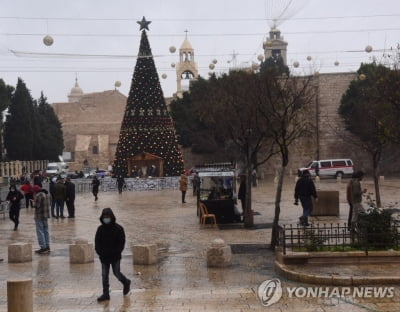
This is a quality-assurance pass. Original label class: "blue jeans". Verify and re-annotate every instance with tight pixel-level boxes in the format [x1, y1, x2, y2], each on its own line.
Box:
[299, 196, 313, 218]
[55, 199, 64, 217]
[101, 260, 129, 295]
[35, 220, 50, 249]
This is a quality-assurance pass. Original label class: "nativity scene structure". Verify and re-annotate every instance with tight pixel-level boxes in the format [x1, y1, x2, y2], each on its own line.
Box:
[113, 17, 184, 177]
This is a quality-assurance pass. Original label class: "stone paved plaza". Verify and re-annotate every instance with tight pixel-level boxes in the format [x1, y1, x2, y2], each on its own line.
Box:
[0, 176, 399, 311]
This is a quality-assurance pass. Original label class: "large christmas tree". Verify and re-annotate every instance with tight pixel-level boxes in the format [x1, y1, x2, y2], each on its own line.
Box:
[114, 17, 184, 177]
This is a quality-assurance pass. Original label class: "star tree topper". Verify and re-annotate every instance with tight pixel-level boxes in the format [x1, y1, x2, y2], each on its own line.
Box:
[137, 16, 151, 31]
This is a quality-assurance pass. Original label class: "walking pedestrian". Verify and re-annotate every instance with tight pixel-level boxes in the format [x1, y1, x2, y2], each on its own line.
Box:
[6, 185, 24, 230]
[252, 169, 257, 187]
[49, 177, 57, 217]
[20, 180, 33, 208]
[54, 178, 66, 218]
[192, 172, 200, 196]
[346, 173, 355, 230]
[179, 173, 188, 203]
[238, 175, 246, 222]
[65, 177, 76, 218]
[294, 170, 318, 226]
[92, 176, 100, 201]
[95, 208, 131, 302]
[33, 186, 50, 254]
[116, 176, 125, 194]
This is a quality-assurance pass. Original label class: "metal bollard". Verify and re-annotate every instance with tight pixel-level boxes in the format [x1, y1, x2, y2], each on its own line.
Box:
[7, 279, 33, 312]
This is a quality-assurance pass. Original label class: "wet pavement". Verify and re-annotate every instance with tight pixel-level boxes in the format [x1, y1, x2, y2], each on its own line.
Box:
[0, 176, 399, 311]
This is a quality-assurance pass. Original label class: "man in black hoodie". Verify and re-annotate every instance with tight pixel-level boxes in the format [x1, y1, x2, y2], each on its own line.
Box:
[95, 208, 131, 302]
[294, 170, 318, 226]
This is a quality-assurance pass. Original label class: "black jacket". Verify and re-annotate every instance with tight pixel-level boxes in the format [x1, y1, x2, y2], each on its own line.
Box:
[92, 177, 100, 191]
[65, 181, 75, 201]
[294, 177, 317, 200]
[6, 189, 24, 206]
[95, 208, 125, 263]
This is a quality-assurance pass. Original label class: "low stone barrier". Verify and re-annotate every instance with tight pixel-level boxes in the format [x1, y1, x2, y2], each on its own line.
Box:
[311, 190, 339, 216]
[8, 243, 32, 263]
[132, 244, 158, 265]
[206, 238, 232, 268]
[276, 247, 400, 265]
[69, 239, 94, 264]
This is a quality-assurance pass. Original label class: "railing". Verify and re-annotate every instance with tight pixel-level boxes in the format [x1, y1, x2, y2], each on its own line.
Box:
[99, 176, 181, 192]
[71, 176, 181, 193]
[0, 176, 184, 203]
[278, 223, 400, 255]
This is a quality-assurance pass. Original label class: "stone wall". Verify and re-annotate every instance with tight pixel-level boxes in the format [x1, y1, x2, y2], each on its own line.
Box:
[181, 72, 397, 177]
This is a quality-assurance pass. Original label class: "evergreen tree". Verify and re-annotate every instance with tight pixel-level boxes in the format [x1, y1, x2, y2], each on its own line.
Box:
[0, 79, 13, 160]
[4, 78, 35, 160]
[114, 18, 184, 177]
[36, 92, 64, 160]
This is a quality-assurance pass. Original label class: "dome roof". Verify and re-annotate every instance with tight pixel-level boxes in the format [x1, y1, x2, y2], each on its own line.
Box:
[70, 78, 83, 96]
[180, 38, 193, 50]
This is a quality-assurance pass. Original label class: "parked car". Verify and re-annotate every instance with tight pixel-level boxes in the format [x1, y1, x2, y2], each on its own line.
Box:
[298, 159, 354, 178]
[45, 162, 69, 176]
[86, 169, 110, 178]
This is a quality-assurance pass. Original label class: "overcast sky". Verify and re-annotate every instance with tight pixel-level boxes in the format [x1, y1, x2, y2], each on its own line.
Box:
[0, 0, 399, 104]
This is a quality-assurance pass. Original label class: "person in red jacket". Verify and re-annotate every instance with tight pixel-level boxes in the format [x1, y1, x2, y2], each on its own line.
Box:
[20, 181, 33, 208]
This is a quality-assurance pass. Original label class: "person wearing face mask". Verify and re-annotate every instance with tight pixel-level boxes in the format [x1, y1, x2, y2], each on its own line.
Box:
[95, 208, 131, 302]
[6, 185, 24, 230]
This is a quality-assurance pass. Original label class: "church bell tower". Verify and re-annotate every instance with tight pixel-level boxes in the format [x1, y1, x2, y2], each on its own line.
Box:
[176, 32, 198, 98]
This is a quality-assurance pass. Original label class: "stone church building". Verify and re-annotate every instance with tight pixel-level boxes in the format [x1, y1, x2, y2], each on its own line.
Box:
[52, 80, 127, 171]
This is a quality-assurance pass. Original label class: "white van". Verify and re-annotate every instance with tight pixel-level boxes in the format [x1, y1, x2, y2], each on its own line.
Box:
[46, 162, 69, 176]
[298, 159, 354, 178]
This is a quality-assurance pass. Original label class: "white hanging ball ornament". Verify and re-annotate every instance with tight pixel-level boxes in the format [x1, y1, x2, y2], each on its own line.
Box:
[212, 59, 217, 64]
[171, 63, 175, 68]
[161, 73, 167, 79]
[257, 54, 264, 62]
[293, 61, 299, 68]
[43, 35, 54, 46]
[365, 45, 373, 53]
[306, 56, 312, 61]
[209, 63, 215, 70]
[169, 46, 176, 53]
[114, 81, 121, 88]
[334, 60, 339, 66]
[359, 73, 366, 80]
